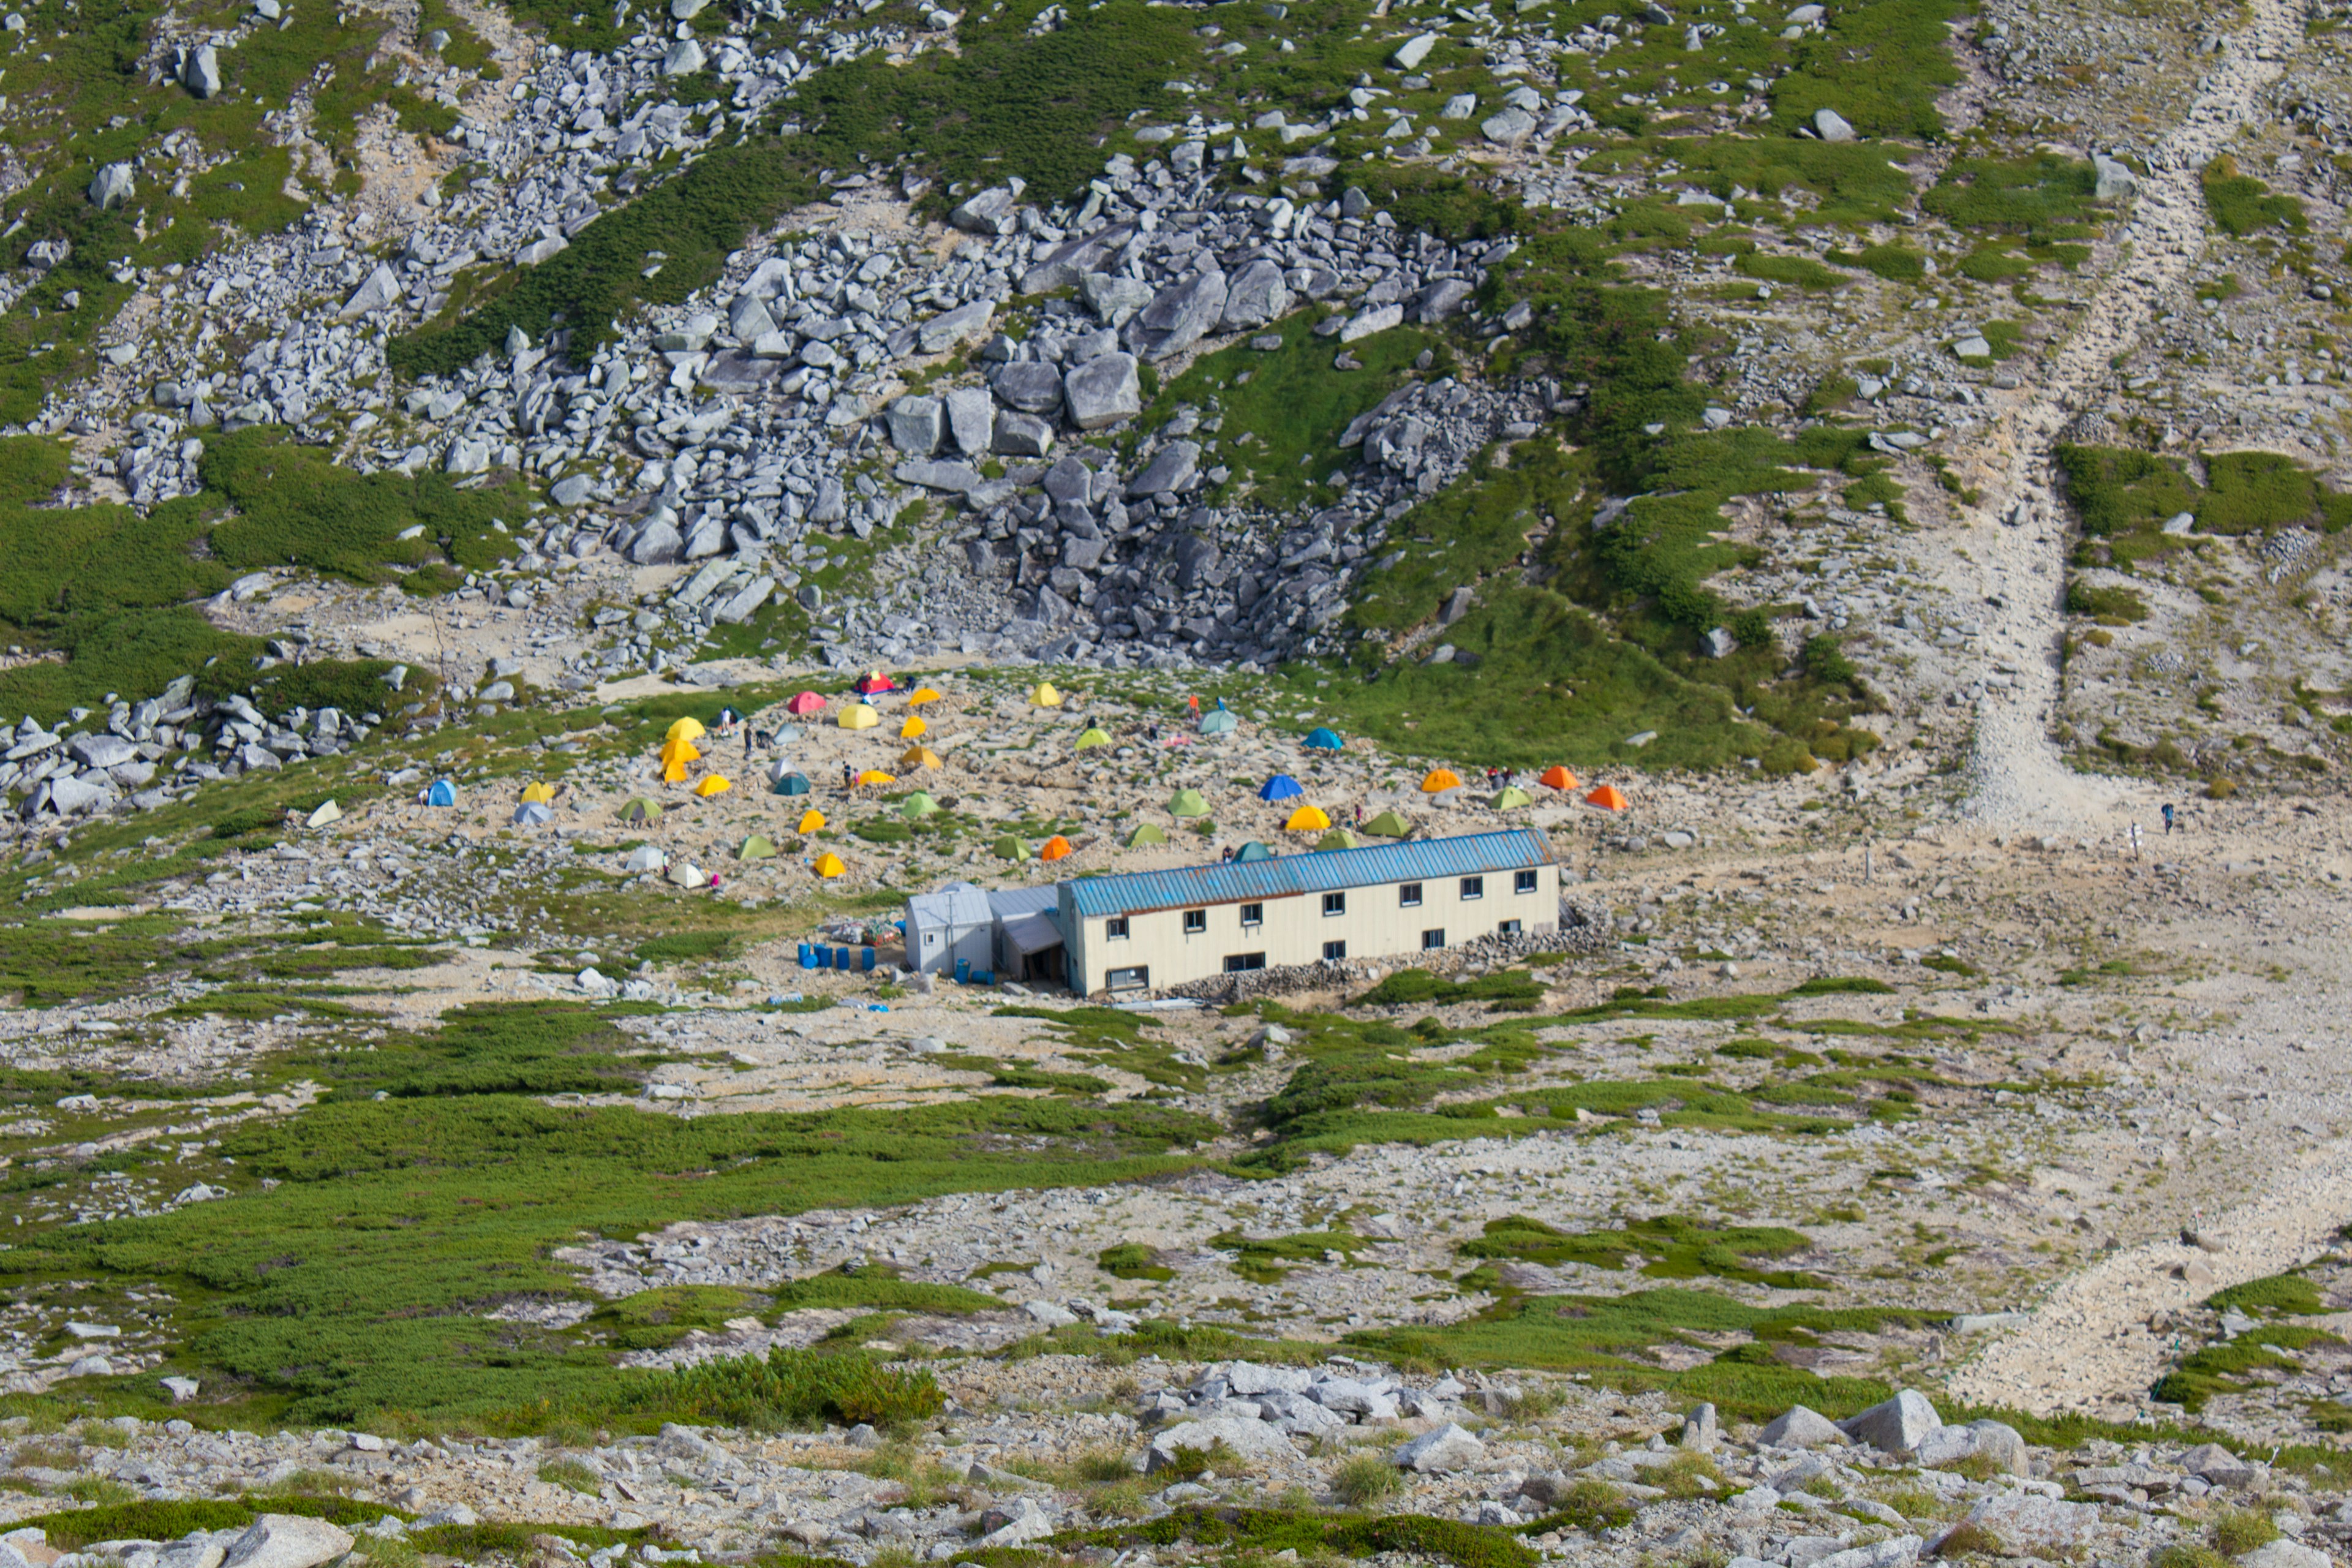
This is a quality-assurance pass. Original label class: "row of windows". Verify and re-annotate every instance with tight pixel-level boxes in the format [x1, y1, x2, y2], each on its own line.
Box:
[1215, 920, 1528, 974]
[1103, 870, 1542, 939]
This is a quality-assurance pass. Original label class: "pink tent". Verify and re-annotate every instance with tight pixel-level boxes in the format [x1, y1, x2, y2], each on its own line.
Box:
[786, 692, 825, 715]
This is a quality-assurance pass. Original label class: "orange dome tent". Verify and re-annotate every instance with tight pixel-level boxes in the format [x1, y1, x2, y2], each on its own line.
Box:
[693, 774, 732, 798]
[1539, 765, 1580, 791]
[1039, 835, 1074, 862]
[814, 852, 846, 878]
[797, 809, 826, 834]
[1420, 767, 1463, 793]
[1585, 784, 1629, 811]
[900, 746, 943, 769]
[786, 691, 826, 715]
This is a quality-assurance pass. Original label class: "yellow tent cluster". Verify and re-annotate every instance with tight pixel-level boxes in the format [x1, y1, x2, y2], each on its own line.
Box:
[660, 736, 699, 782]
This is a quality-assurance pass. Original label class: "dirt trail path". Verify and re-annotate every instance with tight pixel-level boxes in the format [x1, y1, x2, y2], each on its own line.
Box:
[1954, 0, 2304, 827]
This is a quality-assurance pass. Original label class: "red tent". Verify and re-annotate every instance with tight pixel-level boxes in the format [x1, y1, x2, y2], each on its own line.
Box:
[855, 672, 895, 695]
[786, 691, 826, 715]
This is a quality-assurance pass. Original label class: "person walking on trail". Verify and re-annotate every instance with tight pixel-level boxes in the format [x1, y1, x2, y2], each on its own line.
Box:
[842, 761, 854, 794]
[1187, 694, 1200, 717]
[2163, 803, 2176, 835]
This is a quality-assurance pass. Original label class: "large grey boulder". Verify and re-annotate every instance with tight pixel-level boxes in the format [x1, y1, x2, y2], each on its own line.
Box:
[1221, 258, 1292, 329]
[2094, 153, 2138, 200]
[2240, 1543, 2335, 1568]
[993, 412, 1055, 457]
[1812, 107, 1856, 141]
[1082, 271, 1156, 328]
[89, 163, 136, 209]
[182, 43, 222, 97]
[945, 385, 995, 454]
[627, 516, 685, 565]
[1416, 277, 1474, 322]
[221, 1515, 355, 1568]
[1145, 1416, 1298, 1474]
[662, 37, 704, 74]
[1760, 1404, 1850, 1449]
[728, 293, 775, 341]
[994, 360, 1065, 414]
[341, 263, 401, 319]
[1839, 1389, 1941, 1453]
[1126, 441, 1200, 499]
[69, 734, 137, 771]
[1946, 1493, 2097, 1555]
[1482, 106, 1536, 146]
[888, 394, 945, 455]
[1064, 353, 1141, 429]
[1393, 1422, 1484, 1473]
[949, 187, 1019, 236]
[1128, 270, 1228, 361]
[1390, 30, 1438, 67]
[919, 300, 995, 355]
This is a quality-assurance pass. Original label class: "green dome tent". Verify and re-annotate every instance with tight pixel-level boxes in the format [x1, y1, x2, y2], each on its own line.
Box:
[1234, 840, 1273, 862]
[1493, 785, 1534, 810]
[1167, 788, 1210, 818]
[992, 834, 1030, 861]
[1199, 710, 1238, 735]
[900, 791, 940, 820]
[1074, 727, 1113, 750]
[620, 797, 662, 824]
[772, 772, 812, 796]
[1316, 827, 1361, 851]
[1362, 809, 1412, 839]
[1125, 822, 1168, 846]
[739, 833, 777, 861]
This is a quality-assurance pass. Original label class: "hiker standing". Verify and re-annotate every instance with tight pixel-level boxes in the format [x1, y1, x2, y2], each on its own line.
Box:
[2163, 804, 2176, 835]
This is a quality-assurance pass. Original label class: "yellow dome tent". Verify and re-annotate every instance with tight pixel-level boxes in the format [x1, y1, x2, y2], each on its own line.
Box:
[665, 717, 707, 744]
[900, 746, 943, 769]
[815, 852, 847, 878]
[1074, 727, 1113, 750]
[838, 703, 880, 730]
[900, 714, 927, 739]
[693, 774, 732, 798]
[797, 809, 827, 834]
[1284, 804, 1331, 832]
[910, 687, 943, 706]
[1030, 683, 1063, 707]
[856, 770, 897, 786]
[519, 782, 556, 803]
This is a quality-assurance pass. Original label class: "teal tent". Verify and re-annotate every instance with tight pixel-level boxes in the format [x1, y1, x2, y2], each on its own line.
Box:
[772, 772, 812, 796]
[1234, 840, 1273, 862]
[1305, 727, 1344, 750]
[426, 779, 456, 807]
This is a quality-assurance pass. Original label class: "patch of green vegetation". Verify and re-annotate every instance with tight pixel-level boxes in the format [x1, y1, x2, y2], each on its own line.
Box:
[578, 1346, 944, 1430]
[1098, 1243, 1174, 1282]
[290, 1000, 654, 1099]
[2065, 581, 2150, 624]
[1210, 1227, 1372, 1283]
[1356, 164, 1524, 242]
[2154, 1324, 2341, 1412]
[1355, 968, 1547, 1011]
[1923, 155, 2105, 243]
[1828, 244, 1926, 282]
[1072, 1506, 1535, 1568]
[1735, 252, 1849, 291]
[1766, 0, 1965, 141]
[2206, 1272, 2329, 1317]
[2, 1002, 1213, 1430]
[8, 1496, 399, 1552]
[1348, 1286, 1938, 1420]
[1460, 1214, 1823, 1287]
[394, 0, 1199, 375]
[1136, 309, 1442, 513]
[589, 1284, 761, 1352]
[768, 1267, 1002, 1315]
[1787, 976, 1894, 997]
[2202, 157, 2307, 237]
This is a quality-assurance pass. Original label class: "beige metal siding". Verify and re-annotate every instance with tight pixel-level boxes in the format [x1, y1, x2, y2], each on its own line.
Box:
[1074, 863, 1556, 995]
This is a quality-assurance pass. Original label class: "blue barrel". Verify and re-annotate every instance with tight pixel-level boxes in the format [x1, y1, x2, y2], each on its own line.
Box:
[861, 946, 875, 972]
[798, 943, 815, 970]
[813, 946, 831, 970]
[834, 946, 852, 969]
[954, 957, 970, 984]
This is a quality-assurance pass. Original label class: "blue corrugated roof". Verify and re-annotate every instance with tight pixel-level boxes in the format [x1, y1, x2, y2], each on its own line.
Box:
[1065, 828, 1553, 919]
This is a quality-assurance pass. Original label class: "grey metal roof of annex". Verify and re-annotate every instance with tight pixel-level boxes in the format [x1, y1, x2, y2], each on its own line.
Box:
[1061, 828, 1555, 919]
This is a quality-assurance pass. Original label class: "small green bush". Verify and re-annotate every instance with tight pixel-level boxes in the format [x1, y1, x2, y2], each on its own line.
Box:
[2210, 1507, 2280, 1558]
[2065, 581, 2149, 622]
[1098, 1243, 1174, 1282]
[1330, 1452, 1403, 1506]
